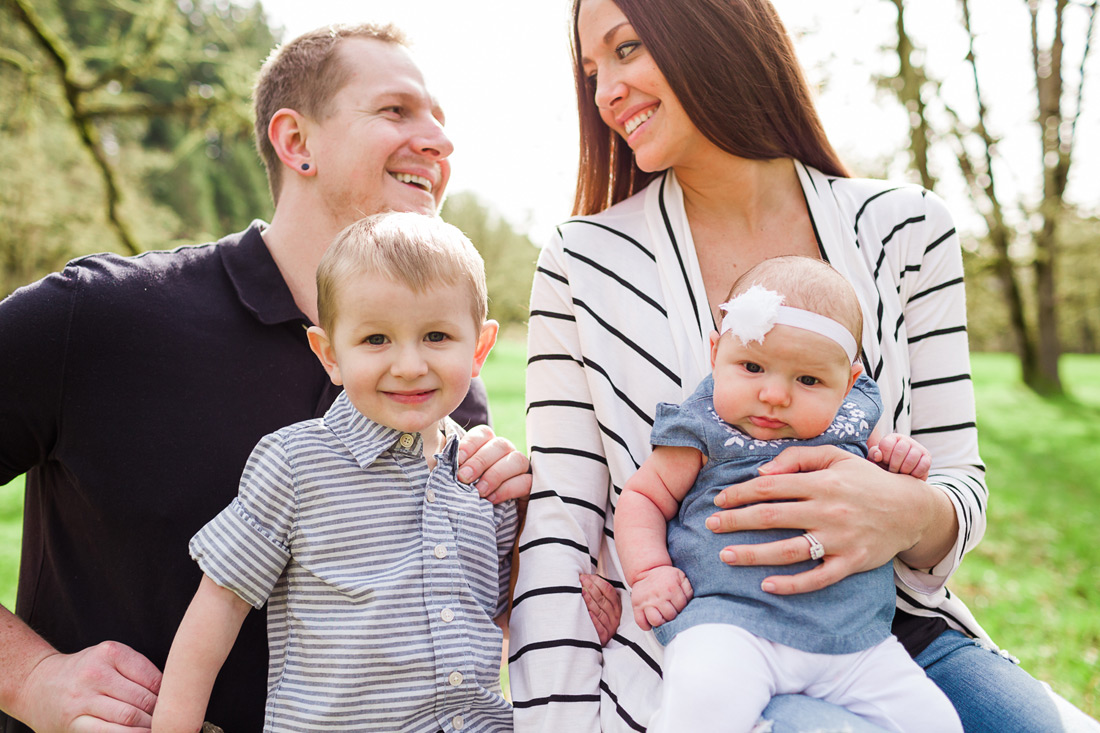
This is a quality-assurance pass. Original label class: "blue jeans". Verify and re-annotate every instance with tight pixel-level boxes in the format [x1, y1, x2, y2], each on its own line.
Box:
[758, 630, 1097, 732]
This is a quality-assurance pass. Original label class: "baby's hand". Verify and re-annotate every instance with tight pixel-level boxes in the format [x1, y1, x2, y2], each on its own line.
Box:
[869, 433, 931, 480]
[629, 565, 693, 631]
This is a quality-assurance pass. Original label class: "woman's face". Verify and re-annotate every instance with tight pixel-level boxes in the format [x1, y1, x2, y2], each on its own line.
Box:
[576, 0, 709, 173]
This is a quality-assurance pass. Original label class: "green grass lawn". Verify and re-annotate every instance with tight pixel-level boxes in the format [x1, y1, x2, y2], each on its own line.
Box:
[2, 347, 1097, 716]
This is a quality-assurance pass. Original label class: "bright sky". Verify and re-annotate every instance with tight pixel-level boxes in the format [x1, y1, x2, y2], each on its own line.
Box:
[256, 0, 1098, 244]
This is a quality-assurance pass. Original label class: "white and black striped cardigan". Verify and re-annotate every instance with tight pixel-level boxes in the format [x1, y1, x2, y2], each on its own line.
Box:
[510, 164, 991, 732]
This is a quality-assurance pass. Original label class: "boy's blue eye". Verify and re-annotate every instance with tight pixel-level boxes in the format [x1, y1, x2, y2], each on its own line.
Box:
[798, 375, 819, 386]
[743, 362, 763, 373]
[365, 334, 386, 345]
[425, 331, 447, 343]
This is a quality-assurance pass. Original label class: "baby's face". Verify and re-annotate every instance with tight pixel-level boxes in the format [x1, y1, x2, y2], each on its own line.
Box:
[709, 325, 860, 441]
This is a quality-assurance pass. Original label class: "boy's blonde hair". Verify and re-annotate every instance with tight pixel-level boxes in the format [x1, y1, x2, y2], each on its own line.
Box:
[316, 212, 487, 335]
[727, 256, 864, 344]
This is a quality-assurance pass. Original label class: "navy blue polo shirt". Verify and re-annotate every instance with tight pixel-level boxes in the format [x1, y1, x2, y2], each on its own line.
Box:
[0, 223, 490, 732]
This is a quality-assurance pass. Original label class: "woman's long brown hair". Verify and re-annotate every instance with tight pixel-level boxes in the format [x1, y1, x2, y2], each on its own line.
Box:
[571, 0, 849, 216]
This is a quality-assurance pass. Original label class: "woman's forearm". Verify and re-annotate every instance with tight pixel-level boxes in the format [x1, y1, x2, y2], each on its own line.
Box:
[894, 476, 960, 570]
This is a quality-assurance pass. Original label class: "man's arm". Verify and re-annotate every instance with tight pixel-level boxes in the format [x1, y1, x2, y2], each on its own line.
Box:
[0, 604, 161, 731]
[153, 576, 252, 733]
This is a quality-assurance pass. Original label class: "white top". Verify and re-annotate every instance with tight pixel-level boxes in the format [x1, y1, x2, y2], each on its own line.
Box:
[191, 391, 518, 733]
[510, 164, 990, 732]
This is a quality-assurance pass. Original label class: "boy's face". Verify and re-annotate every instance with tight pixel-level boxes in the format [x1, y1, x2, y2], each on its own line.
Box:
[709, 325, 861, 441]
[308, 272, 496, 434]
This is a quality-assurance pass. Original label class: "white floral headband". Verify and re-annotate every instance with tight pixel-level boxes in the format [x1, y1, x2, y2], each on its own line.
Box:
[718, 285, 859, 363]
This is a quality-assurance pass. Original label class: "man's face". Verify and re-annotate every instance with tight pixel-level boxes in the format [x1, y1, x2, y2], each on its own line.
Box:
[308, 38, 453, 222]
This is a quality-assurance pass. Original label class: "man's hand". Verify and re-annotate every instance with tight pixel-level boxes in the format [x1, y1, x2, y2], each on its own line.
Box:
[457, 425, 531, 504]
[628, 566, 693, 632]
[16, 641, 161, 732]
[580, 574, 623, 646]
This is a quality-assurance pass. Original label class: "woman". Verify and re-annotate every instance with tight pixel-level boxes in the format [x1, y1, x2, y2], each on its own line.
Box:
[509, 0, 1096, 731]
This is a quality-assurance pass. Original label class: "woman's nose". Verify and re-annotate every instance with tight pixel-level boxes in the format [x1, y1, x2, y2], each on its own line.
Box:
[594, 73, 626, 111]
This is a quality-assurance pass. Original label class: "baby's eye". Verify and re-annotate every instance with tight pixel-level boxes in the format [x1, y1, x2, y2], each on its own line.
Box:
[365, 334, 387, 345]
[742, 362, 763, 374]
[797, 375, 820, 386]
[425, 331, 448, 343]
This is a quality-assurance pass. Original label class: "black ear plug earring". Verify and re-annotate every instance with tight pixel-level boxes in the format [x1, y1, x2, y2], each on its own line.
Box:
[301, 163, 310, 171]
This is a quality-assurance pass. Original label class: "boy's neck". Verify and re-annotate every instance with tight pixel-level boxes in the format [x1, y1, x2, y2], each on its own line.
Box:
[420, 419, 446, 470]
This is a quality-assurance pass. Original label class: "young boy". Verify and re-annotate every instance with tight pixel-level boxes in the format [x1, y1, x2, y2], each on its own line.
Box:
[153, 213, 517, 733]
[616, 256, 960, 733]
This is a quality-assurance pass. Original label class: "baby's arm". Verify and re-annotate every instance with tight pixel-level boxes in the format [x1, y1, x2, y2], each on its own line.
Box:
[152, 575, 252, 733]
[869, 431, 932, 481]
[615, 446, 704, 631]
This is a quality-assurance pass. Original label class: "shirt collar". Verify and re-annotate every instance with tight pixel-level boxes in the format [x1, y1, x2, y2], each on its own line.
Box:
[322, 391, 461, 473]
[219, 220, 310, 326]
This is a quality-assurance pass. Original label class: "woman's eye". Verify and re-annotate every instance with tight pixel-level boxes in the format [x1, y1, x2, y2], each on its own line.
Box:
[798, 375, 820, 386]
[425, 331, 448, 343]
[365, 334, 387, 345]
[615, 41, 641, 60]
[743, 362, 763, 374]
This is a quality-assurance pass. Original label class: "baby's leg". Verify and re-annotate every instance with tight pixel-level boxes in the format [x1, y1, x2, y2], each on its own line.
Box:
[807, 636, 962, 733]
[648, 624, 774, 733]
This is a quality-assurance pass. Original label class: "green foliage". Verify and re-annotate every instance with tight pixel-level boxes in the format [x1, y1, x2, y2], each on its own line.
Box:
[0, 0, 276, 297]
[953, 353, 1100, 716]
[441, 192, 539, 328]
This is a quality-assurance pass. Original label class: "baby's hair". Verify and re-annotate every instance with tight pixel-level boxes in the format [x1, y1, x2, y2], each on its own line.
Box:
[727, 256, 864, 343]
[316, 212, 487, 335]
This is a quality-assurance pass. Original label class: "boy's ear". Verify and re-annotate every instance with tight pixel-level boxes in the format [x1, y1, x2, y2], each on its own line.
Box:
[306, 325, 342, 386]
[845, 361, 863, 396]
[268, 107, 315, 177]
[709, 330, 721, 369]
[470, 320, 499, 378]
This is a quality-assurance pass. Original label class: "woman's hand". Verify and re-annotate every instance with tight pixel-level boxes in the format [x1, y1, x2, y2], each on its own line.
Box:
[705, 445, 957, 595]
[456, 425, 532, 505]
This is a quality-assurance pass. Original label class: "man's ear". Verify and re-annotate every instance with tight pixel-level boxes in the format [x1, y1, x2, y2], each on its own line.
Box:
[470, 320, 499, 378]
[307, 325, 342, 385]
[709, 330, 721, 369]
[845, 361, 863, 396]
[268, 108, 315, 176]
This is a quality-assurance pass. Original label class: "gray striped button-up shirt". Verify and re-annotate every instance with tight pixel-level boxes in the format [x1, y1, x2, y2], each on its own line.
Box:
[191, 391, 517, 732]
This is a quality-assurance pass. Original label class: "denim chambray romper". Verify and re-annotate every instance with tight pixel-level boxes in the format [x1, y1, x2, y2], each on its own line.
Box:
[651, 374, 895, 655]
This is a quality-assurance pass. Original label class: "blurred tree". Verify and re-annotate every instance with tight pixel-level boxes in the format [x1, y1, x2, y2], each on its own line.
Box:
[881, 0, 1097, 394]
[0, 0, 274, 293]
[441, 191, 539, 329]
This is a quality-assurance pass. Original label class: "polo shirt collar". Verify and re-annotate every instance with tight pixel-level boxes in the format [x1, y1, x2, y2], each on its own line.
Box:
[323, 391, 460, 472]
[219, 220, 309, 326]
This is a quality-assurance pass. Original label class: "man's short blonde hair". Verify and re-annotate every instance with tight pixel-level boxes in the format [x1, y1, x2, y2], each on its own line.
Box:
[316, 213, 488, 336]
[726, 256, 864, 344]
[253, 23, 407, 203]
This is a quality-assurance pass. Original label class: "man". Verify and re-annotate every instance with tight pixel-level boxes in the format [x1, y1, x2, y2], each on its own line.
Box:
[0, 24, 530, 732]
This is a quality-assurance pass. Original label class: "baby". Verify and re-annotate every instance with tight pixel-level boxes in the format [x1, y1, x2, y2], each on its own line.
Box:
[616, 256, 959, 733]
[154, 212, 516, 732]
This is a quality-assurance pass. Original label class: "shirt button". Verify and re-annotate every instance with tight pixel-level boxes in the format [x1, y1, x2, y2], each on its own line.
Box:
[425, 488, 436, 503]
[399, 433, 415, 449]
[441, 608, 455, 623]
[452, 714, 465, 729]
[448, 670, 464, 687]
[433, 544, 448, 559]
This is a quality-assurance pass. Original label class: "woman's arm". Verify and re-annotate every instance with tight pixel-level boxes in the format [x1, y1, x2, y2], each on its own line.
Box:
[509, 240, 614, 732]
[153, 576, 251, 733]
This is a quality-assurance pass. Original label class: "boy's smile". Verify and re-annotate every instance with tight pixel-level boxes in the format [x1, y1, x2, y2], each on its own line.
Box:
[308, 273, 496, 436]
